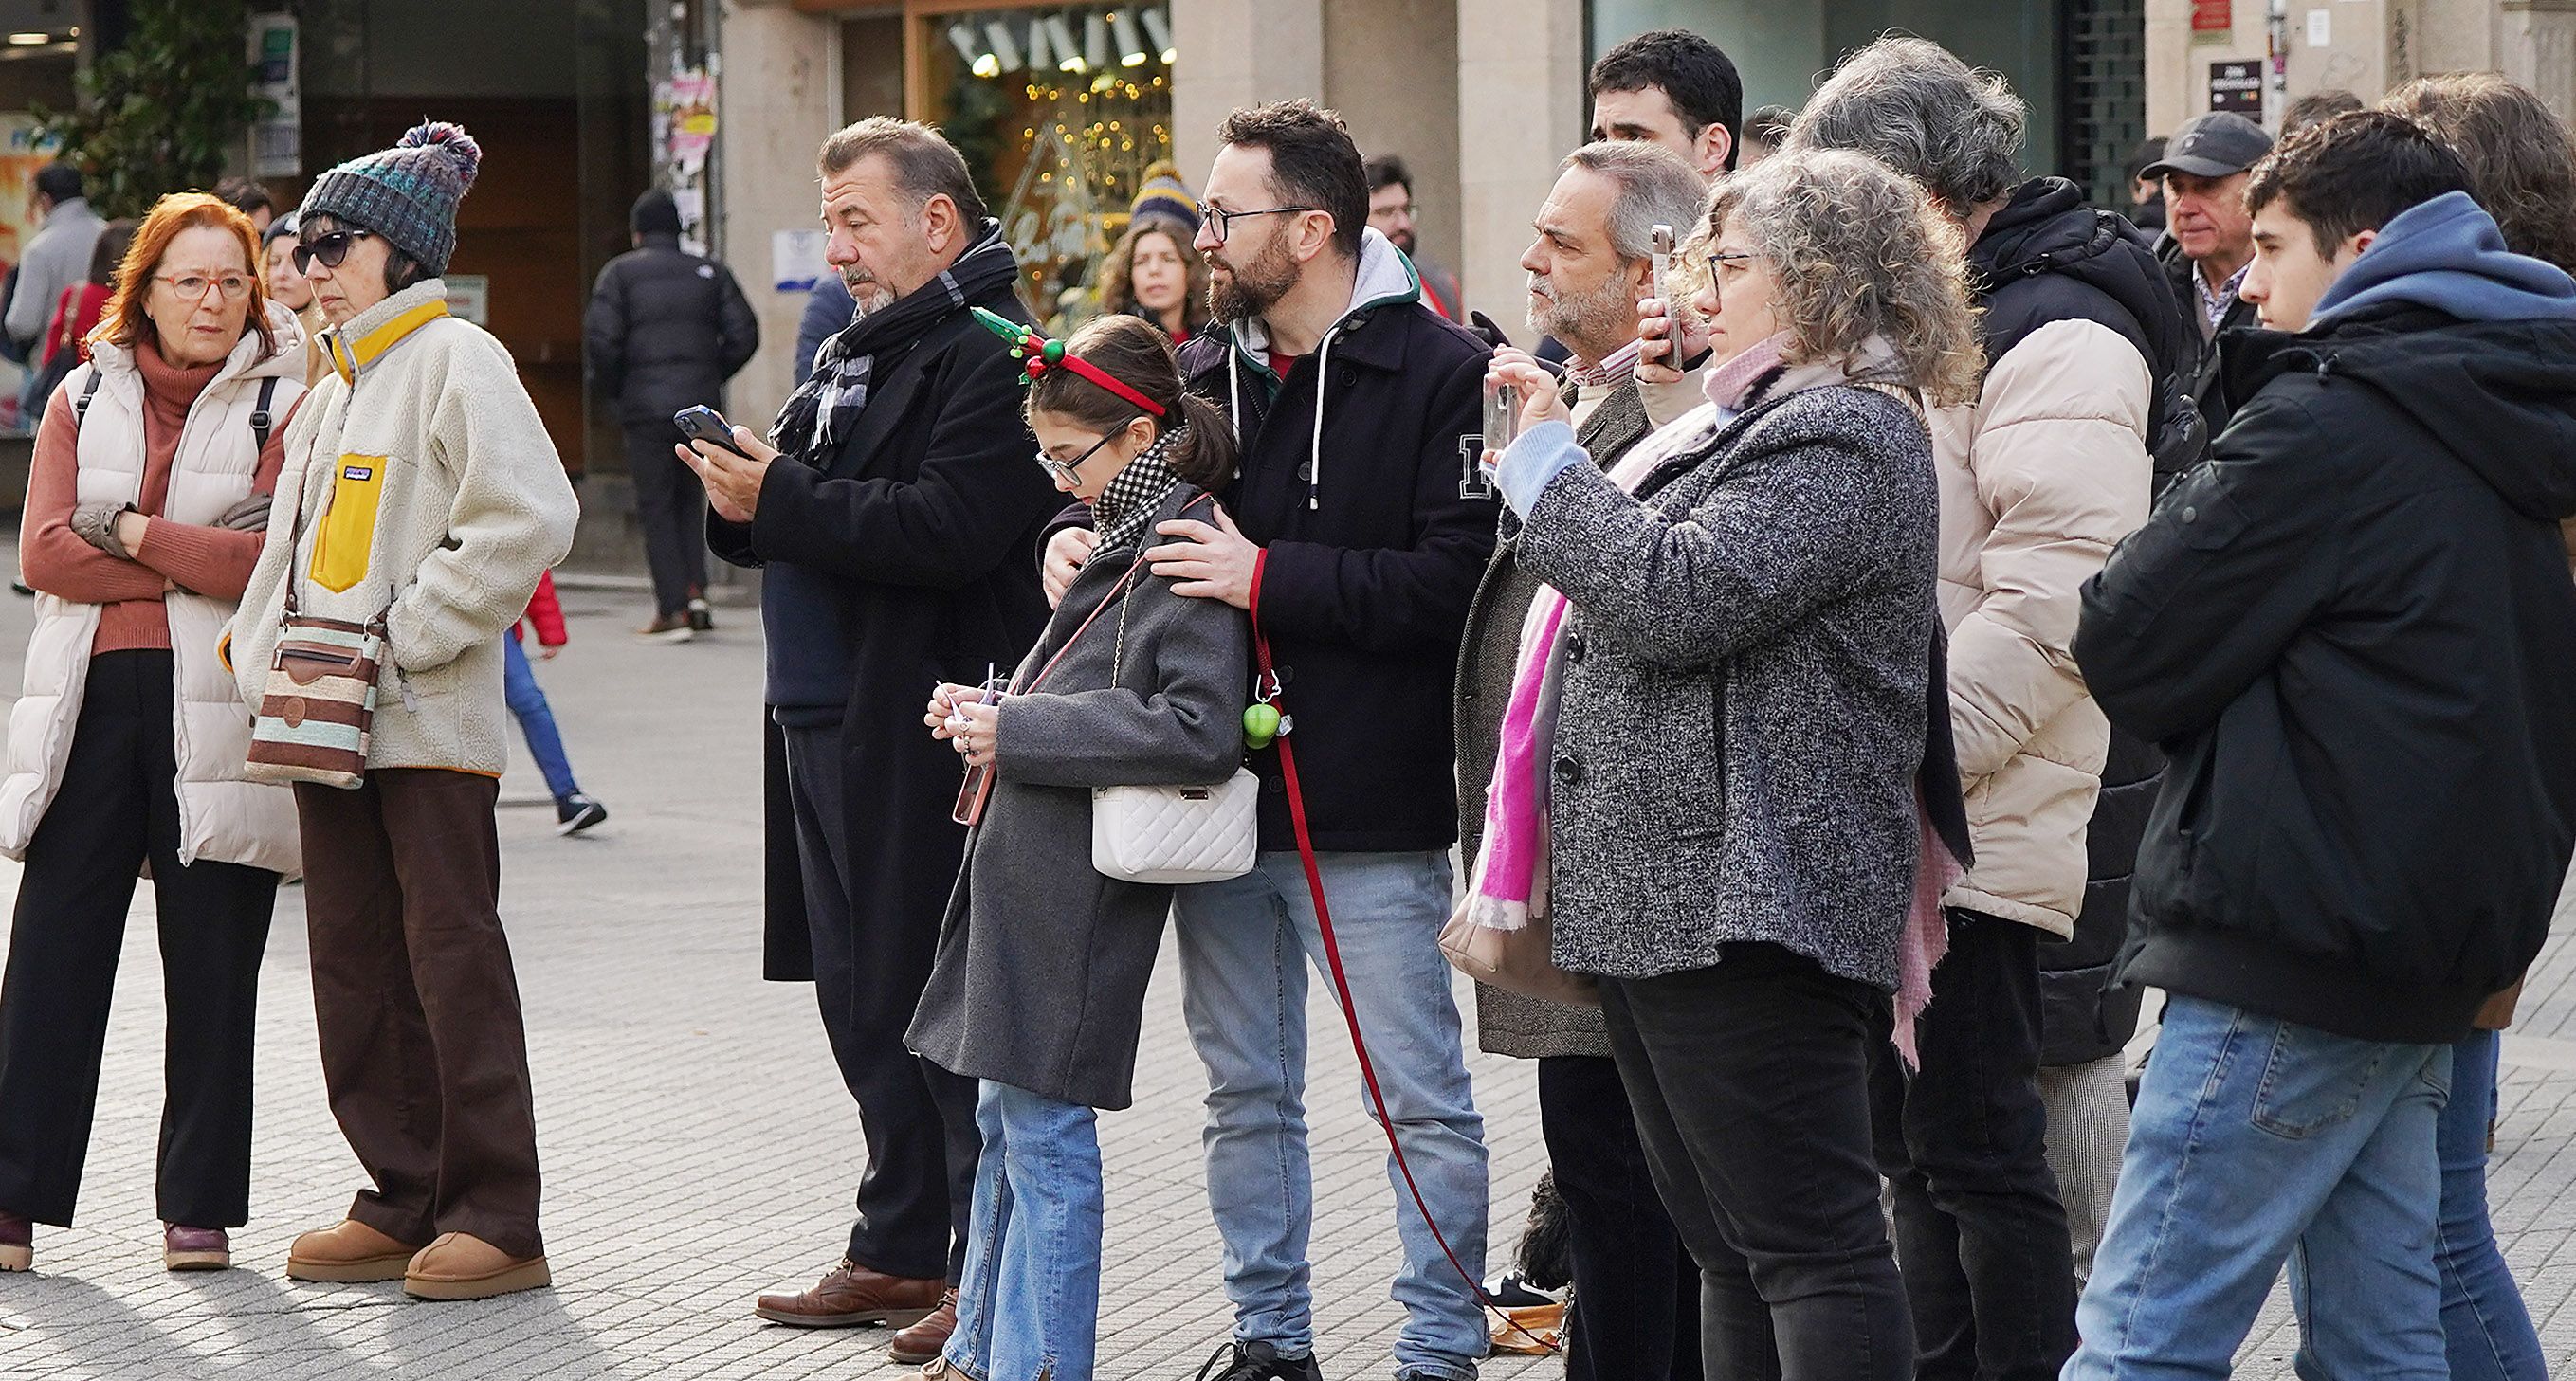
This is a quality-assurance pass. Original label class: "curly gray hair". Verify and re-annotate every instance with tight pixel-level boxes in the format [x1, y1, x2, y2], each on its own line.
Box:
[1709, 149, 1984, 407]
[1784, 36, 2026, 217]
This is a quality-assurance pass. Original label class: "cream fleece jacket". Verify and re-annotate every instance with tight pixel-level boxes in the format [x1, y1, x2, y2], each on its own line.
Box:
[231, 280, 578, 774]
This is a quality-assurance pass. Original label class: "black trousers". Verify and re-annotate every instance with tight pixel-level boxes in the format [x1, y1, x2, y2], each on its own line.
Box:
[626, 421, 710, 618]
[1869, 911, 2077, 1381]
[0, 650, 278, 1228]
[782, 720, 978, 1281]
[1538, 1055, 1703, 1381]
[1600, 944, 1912, 1381]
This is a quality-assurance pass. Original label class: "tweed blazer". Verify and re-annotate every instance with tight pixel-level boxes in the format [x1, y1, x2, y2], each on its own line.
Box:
[1512, 382, 1941, 989]
[1458, 376, 1652, 1059]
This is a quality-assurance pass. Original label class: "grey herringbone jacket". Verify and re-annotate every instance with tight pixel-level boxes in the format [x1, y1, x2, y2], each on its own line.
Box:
[1514, 382, 1942, 989]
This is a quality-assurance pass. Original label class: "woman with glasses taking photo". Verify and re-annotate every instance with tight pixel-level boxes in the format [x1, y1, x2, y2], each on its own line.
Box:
[908, 313, 1249, 1381]
[0, 190, 307, 1275]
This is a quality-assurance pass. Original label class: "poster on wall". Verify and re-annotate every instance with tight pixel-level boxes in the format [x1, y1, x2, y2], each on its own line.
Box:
[2209, 61, 2265, 114]
[248, 13, 300, 178]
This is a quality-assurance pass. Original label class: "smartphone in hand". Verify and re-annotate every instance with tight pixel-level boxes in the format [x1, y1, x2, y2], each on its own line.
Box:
[673, 405, 755, 459]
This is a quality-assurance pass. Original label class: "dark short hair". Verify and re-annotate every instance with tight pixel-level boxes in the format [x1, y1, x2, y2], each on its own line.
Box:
[2282, 90, 2366, 136]
[2247, 111, 2474, 255]
[1588, 29, 1745, 172]
[817, 116, 990, 227]
[34, 162, 81, 204]
[214, 176, 275, 218]
[1363, 154, 1411, 196]
[301, 210, 430, 295]
[1745, 104, 1796, 148]
[1215, 100, 1367, 259]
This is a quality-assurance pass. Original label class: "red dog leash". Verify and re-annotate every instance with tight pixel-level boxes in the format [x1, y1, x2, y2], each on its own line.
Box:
[1247, 554, 1556, 1355]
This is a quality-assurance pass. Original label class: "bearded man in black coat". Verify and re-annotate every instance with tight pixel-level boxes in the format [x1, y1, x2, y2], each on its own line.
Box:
[681, 118, 1058, 1363]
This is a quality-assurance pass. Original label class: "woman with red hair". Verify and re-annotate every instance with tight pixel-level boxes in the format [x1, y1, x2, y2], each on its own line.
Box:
[0, 191, 307, 1274]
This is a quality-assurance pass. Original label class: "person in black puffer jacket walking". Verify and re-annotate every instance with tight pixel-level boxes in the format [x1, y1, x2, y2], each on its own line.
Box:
[583, 188, 758, 640]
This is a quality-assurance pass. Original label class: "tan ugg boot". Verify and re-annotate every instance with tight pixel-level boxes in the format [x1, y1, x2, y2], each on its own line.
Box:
[402, 1232, 551, 1301]
[285, 1219, 422, 1283]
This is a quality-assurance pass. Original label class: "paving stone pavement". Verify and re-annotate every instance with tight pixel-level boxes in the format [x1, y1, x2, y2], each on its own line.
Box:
[0, 575, 2566, 1379]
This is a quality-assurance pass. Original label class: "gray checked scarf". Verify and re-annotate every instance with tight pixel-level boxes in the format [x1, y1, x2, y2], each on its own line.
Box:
[769, 219, 1020, 463]
[1090, 427, 1188, 554]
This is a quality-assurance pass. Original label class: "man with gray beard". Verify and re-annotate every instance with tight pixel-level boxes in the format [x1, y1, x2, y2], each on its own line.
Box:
[1456, 139, 1709, 1381]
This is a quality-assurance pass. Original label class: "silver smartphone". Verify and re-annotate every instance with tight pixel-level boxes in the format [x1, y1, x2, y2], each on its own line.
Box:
[1483, 381, 1520, 456]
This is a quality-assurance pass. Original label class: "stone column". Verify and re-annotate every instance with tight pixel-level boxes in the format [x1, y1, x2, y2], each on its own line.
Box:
[2502, 0, 2576, 122]
[716, 2, 841, 431]
[1455, 0, 1586, 332]
[1171, 0, 1325, 190]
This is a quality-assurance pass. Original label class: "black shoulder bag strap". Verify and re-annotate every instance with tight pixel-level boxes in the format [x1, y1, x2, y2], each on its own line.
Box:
[69, 368, 101, 425]
[249, 376, 278, 451]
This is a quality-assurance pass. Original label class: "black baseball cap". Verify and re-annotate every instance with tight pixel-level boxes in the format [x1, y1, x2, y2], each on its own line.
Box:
[2142, 112, 2275, 179]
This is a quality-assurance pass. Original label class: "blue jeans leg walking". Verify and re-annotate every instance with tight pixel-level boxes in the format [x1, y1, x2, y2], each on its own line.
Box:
[501, 636, 580, 802]
[946, 1080, 1104, 1381]
[2435, 1028, 2546, 1381]
[2063, 995, 2450, 1381]
[1173, 850, 1489, 1381]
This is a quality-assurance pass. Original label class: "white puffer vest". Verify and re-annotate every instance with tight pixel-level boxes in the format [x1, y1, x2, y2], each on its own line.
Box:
[0, 311, 308, 874]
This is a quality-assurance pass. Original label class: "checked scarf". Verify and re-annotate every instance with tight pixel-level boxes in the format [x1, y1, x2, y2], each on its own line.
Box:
[1089, 427, 1190, 554]
[770, 220, 1021, 463]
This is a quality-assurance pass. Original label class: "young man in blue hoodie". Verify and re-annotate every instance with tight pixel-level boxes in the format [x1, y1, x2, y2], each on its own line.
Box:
[2066, 111, 2576, 1378]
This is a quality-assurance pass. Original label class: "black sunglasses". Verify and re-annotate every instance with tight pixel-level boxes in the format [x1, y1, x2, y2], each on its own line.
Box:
[292, 227, 375, 274]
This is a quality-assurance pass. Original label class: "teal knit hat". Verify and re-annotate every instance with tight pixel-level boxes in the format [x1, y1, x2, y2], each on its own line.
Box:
[299, 120, 483, 276]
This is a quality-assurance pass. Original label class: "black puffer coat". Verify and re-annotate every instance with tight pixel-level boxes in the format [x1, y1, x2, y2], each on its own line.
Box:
[583, 231, 759, 427]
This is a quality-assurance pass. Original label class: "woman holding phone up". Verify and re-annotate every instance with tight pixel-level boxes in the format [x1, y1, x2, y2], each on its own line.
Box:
[907, 314, 1249, 1381]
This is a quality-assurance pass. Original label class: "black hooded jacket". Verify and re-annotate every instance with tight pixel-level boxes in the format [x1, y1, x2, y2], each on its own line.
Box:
[1972, 178, 2201, 1064]
[584, 231, 760, 427]
[2075, 306, 2576, 1045]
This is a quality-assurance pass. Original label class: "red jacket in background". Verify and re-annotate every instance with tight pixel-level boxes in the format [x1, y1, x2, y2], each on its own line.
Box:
[516, 570, 568, 647]
[40, 282, 108, 368]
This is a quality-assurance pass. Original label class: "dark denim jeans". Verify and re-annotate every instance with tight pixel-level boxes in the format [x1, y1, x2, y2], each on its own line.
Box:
[1599, 943, 1911, 1381]
[1869, 910, 2075, 1381]
[1537, 1055, 1701, 1381]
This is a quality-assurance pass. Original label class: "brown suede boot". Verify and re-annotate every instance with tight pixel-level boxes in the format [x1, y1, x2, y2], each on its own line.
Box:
[402, 1232, 552, 1301]
[285, 1219, 422, 1283]
[887, 1288, 959, 1364]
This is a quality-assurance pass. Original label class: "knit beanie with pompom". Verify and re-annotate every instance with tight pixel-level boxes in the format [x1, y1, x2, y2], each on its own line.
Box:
[299, 119, 483, 276]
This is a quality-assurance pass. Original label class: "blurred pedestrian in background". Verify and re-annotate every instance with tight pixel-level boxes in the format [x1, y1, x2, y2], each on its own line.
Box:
[261, 213, 329, 387]
[1366, 154, 1465, 320]
[584, 187, 758, 643]
[1739, 103, 1795, 167]
[25, 216, 137, 429]
[504, 570, 607, 836]
[1099, 207, 1207, 342]
[1482, 143, 1980, 1381]
[239, 120, 577, 1304]
[0, 189, 304, 1277]
[7, 163, 105, 361]
[214, 178, 277, 238]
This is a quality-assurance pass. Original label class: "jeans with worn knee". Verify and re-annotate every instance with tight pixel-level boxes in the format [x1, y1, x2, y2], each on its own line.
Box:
[2066, 995, 2451, 1381]
[947, 1080, 1105, 1381]
[1174, 850, 1488, 1381]
[2437, 1028, 2546, 1381]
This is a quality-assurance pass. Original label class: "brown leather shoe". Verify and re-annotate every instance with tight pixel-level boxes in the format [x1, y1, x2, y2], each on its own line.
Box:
[887, 1288, 959, 1363]
[754, 1258, 942, 1328]
[402, 1232, 552, 1300]
[285, 1219, 423, 1283]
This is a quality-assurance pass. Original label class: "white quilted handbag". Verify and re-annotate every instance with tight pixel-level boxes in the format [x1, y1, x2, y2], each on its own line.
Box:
[1091, 770, 1260, 883]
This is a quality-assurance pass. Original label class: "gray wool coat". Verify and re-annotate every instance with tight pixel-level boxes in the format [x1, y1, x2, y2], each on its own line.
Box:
[906, 485, 1251, 1109]
[1459, 378, 1653, 1060]
[1514, 382, 1941, 990]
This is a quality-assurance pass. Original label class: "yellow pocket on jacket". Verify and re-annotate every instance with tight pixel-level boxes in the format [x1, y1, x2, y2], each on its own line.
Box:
[309, 456, 388, 593]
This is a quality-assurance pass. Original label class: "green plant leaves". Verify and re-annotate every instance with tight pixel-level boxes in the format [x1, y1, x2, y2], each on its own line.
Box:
[36, 0, 266, 219]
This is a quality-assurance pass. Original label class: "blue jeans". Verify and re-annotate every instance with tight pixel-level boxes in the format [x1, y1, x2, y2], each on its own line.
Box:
[1174, 850, 1488, 1381]
[501, 636, 579, 802]
[946, 1080, 1103, 1381]
[2438, 1029, 2546, 1381]
[2065, 995, 2451, 1381]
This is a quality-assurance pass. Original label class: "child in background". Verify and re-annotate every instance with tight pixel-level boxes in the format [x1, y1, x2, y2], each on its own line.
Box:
[508, 571, 608, 835]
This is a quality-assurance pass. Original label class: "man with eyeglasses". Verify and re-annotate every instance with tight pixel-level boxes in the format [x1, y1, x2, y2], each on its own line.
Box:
[672, 116, 1058, 1367]
[1041, 98, 1496, 1381]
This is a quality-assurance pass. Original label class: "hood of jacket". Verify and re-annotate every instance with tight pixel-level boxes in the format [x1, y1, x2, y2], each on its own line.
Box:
[2311, 191, 2576, 330]
[1217, 227, 1422, 510]
[2226, 310, 2576, 526]
[1971, 177, 2194, 379]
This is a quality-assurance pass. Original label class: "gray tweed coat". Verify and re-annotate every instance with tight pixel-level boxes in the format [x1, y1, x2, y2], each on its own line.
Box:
[1514, 382, 1941, 990]
[1458, 378, 1653, 1059]
[907, 485, 1251, 1109]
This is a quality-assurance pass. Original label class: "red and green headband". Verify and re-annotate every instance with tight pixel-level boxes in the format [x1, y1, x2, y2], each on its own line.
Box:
[970, 306, 1167, 417]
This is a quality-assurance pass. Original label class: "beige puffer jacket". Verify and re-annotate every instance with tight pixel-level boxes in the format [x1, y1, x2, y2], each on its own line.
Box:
[1932, 317, 2152, 936]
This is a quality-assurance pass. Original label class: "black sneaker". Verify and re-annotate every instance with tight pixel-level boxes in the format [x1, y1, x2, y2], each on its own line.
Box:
[1194, 1341, 1324, 1381]
[686, 597, 714, 633]
[556, 793, 608, 836]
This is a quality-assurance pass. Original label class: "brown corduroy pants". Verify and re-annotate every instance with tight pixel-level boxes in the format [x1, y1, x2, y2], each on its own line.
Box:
[296, 769, 543, 1259]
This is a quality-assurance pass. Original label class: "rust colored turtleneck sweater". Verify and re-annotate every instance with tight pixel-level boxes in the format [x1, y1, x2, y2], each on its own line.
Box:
[19, 333, 289, 652]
